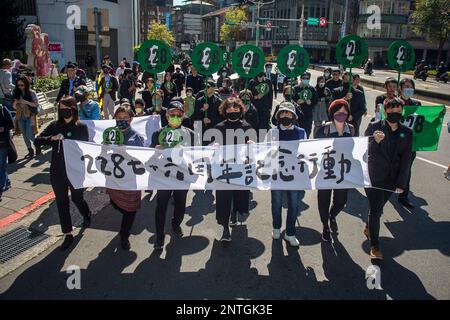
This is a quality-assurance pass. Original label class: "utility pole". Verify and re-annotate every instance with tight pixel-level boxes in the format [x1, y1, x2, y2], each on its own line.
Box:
[200, 0, 203, 41]
[299, 4, 304, 46]
[253, 0, 275, 47]
[341, 0, 349, 38]
[143, 0, 148, 40]
[94, 7, 102, 69]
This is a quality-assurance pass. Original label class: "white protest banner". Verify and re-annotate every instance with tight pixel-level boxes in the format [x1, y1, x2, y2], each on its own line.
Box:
[63, 137, 371, 191]
[81, 115, 161, 147]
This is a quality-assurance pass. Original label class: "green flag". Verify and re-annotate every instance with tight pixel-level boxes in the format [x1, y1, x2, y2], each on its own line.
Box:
[382, 105, 446, 151]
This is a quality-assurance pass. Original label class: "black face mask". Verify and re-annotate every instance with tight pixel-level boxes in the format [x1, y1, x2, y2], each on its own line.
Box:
[279, 117, 295, 127]
[75, 94, 84, 103]
[226, 111, 241, 121]
[59, 108, 72, 119]
[386, 112, 402, 124]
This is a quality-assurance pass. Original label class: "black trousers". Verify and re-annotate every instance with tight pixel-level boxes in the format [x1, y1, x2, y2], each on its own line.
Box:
[317, 189, 348, 226]
[155, 190, 188, 240]
[300, 114, 313, 138]
[50, 173, 91, 234]
[398, 152, 416, 201]
[216, 190, 250, 227]
[110, 200, 136, 239]
[365, 188, 392, 247]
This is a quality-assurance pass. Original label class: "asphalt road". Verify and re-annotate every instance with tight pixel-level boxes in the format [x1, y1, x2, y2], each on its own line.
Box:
[0, 70, 449, 300]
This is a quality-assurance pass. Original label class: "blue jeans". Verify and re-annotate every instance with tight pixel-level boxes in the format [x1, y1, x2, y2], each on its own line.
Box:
[18, 116, 35, 149]
[271, 190, 301, 236]
[0, 148, 9, 192]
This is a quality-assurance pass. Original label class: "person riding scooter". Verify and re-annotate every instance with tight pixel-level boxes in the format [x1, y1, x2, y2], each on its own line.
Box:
[414, 60, 428, 81]
[364, 59, 373, 75]
[436, 61, 449, 83]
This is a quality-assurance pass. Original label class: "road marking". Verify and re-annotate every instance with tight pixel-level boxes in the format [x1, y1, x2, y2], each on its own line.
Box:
[416, 157, 447, 170]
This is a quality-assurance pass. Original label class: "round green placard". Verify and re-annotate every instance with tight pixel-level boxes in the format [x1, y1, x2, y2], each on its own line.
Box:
[232, 45, 265, 78]
[277, 45, 310, 78]
[336, 35, 368, 68]
[192, 42, 224, 76]
[138, 39, 172, 74]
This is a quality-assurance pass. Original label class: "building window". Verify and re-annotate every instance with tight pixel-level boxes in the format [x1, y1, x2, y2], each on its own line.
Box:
[74, 26, 118, 68]
[16, 0, 37, 16]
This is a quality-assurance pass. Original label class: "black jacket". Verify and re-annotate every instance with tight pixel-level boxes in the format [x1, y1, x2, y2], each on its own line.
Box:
[292, 85, 319, 117]
[56, 76, 86, 102]
[214, 119, 253, 145]
[0, 105, 14, 147]
[248, 78, 274, 112]
[99, 75, 119, 101]
[332, 85, 367, 121]
[193, 92, 223, 131]
[34, 120, 89, 175]
[365, 120, 413, 190]
[244, 103, 259, 129]
[186, 74, 205, 95]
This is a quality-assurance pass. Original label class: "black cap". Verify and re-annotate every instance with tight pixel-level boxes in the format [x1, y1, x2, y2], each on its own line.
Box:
[257, 71, 265, 77]
[166, 101, 185, 112]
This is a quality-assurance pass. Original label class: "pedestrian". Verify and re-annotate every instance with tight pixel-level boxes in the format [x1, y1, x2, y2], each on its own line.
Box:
[248, 71, 274, 132]
[106, 106, 144, 250]
[239, 89, 259, 130]
[183, 87, 196, 129]
[85, 52, 96, 80]
[134, 98, 146, 117]
[364, 97, 413, 260]
[0, 59, 15, 116]
[55, 63, 86, 103]
[265, 101, 306, 247]
[99, 64, 119, 119]
[325, 69, 343, 93]
[374, 77, 398, 121]
[34, 96, 92, 251]
[119, 68, 136, 106]
[313, 76, 331, 137]
[173, 67, 185, 96]
[264, 63, 278, 99]
[0, 103, 14, 201]
[75, 85, 100, 120]
[161, 72, 178, 108]
[150, 101, 197, 250]
[331, 72, 366, 136]
[397, 78, 421, 209]
[293, 72, 318, 138]
[193, 80, 223, 134]
[316, 99, 355, 242]
[186, 64, 204, 95]
[271, 85, 303, 127]
[13, 75, 40, 157]
[214, 97, 254, 241]
[102, 55, 115, 74]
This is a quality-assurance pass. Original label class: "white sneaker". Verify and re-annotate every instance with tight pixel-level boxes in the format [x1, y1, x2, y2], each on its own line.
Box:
[284, 234, 300, 247]
[272, 229, 281, 240]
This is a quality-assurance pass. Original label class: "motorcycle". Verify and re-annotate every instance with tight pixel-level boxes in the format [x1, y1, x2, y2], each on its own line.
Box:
[414, 66, 428, 81]
[364, 66, 373, 75]
[436, 72, 449, 83]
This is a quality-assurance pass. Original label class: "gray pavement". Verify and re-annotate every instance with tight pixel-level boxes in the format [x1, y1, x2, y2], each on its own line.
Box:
[0, 70, 449, 299]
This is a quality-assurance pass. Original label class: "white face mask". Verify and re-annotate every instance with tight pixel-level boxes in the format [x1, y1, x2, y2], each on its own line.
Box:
[403, 87, 414, 98]
[266, 68, 272, 73]
[186, 92, 192, 97]
[319, 82, 325, 88]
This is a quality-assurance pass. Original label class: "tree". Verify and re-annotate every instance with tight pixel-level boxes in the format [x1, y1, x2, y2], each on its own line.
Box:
[147, 22, 175, 47]
[0, 0, 25, 55]
[220, 7, 248, 44]
[412, 0, 450, 66]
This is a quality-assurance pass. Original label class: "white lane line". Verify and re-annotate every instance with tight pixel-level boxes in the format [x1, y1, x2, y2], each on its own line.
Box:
[416, 156, 447, 169]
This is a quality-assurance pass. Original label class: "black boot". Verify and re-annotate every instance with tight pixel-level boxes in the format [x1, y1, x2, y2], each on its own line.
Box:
[82, 213, 92, 228]
[26, 148, 34, 158]
[120, 236, 131, 250]
[60, 234, 74, 251]
[35, 145, 42, 156]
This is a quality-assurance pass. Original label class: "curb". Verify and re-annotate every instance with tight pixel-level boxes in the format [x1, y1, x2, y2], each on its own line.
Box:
[0, 192, 55, 230]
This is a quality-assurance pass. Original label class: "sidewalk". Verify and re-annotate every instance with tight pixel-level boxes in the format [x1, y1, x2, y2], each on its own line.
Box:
[0, 118, 56, 227]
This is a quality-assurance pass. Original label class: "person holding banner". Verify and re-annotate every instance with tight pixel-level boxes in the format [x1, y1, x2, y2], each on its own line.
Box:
[315, 99, 355, 242]
[106, 106, 145, 250]
[150, 101, 197, 250]
[313, 76, 331, 137]
[293, 72, 318, 138]
[214, 97, 254, 241]
[34, 96, 91, 251]
[265, 102, 306, 247]
[364, 97, 413, 260]
[397, 78, 422, 209]
[331, 72, 366, 136]
[271, 86, 303, 127]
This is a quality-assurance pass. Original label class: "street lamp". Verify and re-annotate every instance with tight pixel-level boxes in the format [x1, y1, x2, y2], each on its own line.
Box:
[246, 0, 275, 47]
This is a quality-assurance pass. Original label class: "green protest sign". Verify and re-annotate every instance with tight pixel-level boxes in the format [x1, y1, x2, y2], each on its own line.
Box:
[388, 40, 415, 72]
[299, 88, 313, 101]
[277, 45, 310, 78]
[103, 127, 124, 145]
[382, 105, 446, 151]
[336, 35, 368, 68]
[232, 44, 265, 78]
[158, 127, 184, 149]
[192, 42, 224, 76]
[137, 39, 172, 74]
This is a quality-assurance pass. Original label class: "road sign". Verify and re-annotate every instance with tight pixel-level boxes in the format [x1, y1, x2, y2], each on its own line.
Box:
[191, 42, 224, 76]
[277, 45, 310, 78]
[388, 40, 415, 72]
[307, 18, 319, 26]
[232, 45, 265, 78]
[319, 17, 327, 27]
[87, 8, 109, 32]
[266, 20, 272, 31]
[137, 39, 172, 74]
[336, 34, 368, 68]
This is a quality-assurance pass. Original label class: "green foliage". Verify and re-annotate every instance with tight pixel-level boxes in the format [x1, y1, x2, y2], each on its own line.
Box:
[146, 22, 175, 47]
[220, 7, 248, 43]
[33, 75, 65, 93]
